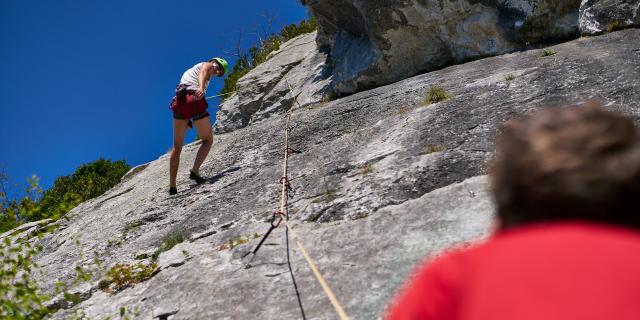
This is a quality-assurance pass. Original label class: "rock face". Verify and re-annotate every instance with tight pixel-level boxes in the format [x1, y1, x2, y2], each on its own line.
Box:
[15, 29, 640, 319]
[579, 0, 640, 35]
[305, 0, 582, 95]
[214, 1, 640, 134]
[214, 32, 332, 134]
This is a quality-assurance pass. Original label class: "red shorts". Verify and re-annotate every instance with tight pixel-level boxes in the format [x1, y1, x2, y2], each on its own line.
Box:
[170, 93, 210, 120]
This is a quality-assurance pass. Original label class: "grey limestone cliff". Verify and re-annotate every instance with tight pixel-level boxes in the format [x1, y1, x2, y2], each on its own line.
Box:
[214, 32, 332, 134]
[5, 28, 640, 319]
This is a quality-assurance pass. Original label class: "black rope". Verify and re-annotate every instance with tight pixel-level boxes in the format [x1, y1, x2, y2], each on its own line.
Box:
[243, 211, 282, 268]
[243, 200, 307, 318]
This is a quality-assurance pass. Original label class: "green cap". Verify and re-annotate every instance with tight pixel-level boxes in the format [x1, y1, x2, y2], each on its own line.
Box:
[211, 57, 228, 77]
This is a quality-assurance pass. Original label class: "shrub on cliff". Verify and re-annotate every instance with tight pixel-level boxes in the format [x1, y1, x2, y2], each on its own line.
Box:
[37, 158, 130, 220]
[0, 158, 130, 233]
[0, 237, 50, 319]
[219, 17, 317, 99]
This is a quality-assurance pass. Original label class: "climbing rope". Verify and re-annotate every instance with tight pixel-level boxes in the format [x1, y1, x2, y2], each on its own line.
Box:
[277, 208, 350, 320]
[204, 91, 235, 100]
[243, 82, 351, 320]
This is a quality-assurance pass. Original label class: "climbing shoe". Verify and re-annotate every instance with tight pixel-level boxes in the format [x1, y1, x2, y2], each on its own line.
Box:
[169, 187, 177, 195]
[189, 170, 206, 184]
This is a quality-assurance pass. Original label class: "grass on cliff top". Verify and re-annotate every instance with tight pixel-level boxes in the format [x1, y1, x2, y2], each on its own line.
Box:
[219, 17, 317, 100]
[422, 86, 450, 105]
[607, 21, 625, 33]
[539, 49, 557, 57]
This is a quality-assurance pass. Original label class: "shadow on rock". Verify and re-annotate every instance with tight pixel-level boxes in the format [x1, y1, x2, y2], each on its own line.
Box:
[207, 166, 242, 183]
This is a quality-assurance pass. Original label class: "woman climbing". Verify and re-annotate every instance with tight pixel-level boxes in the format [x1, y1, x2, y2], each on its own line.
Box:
[168, 57, 228, 195]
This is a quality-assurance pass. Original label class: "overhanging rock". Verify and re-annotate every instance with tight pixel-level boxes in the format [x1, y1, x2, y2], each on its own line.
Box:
[306, 0, 582, 95]
[579, 0, 640, 35]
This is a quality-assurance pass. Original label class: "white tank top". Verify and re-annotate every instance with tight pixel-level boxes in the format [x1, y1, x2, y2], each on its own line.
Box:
[179, 62, 211, 93]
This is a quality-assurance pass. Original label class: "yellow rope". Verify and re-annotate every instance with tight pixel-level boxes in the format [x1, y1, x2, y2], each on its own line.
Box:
[278, 213, 351, 320]
[275, 81, 350, 320]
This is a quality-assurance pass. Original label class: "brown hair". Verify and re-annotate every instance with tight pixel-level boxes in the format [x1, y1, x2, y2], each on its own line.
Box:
[490, 102, 640, 230]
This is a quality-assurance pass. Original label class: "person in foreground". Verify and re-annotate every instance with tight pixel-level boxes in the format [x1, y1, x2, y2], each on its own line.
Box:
[168, 57, 228, 195]
[386, 102, 640, 320]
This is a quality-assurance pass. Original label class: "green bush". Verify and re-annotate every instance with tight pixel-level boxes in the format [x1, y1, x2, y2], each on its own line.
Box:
[249, 36, 282, 66]
[99, 262, 158, 293]
[607, 21, 624, 33]
[539, 49, 556, 57]
[1, 176, 45, 233]
[0, 232, 104, 319]
[0, 158, 131, 233]
[219, 56, 251, 99]
[280, 18, 316, 41]
[219, 17, 317, 100]
[0, 237, 51, 319]
[38, 158, 130, 219]
[422, 86, 450, 105]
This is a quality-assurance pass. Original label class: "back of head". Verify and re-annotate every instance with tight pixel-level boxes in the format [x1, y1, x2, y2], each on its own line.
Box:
[491, 102, 640, 230]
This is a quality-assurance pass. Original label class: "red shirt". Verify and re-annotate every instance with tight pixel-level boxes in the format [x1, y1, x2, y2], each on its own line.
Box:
[387, 222, 640, 320]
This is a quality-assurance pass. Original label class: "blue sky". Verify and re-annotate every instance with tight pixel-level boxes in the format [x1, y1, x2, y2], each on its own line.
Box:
[0, 0, 309, 198]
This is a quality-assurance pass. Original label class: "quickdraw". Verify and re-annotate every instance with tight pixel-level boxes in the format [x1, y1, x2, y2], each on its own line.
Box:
[242, 210, 284, 268]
